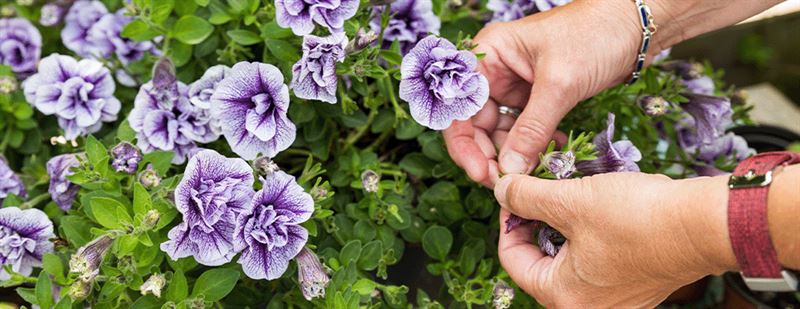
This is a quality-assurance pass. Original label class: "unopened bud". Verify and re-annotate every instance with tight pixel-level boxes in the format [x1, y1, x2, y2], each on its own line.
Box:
[310, 186, 329, 201]
[296, 247, 330, 300]
[142, 209, 161, 230]
[361, 170, 379, 193]
[69, 279, 93, 300]
[492, 280, 515, 309]
[448, 0, 463, 7]
[140, 273, 166, 298]
[0, 76, 17, 93]
[542, 151, 576, 179]
[138, 164, 161, 189]
[152, 58, 177, 90]
[345, 29, 378, 54]
[460, 38, 477, 50]
[253, 156, 280, 176]
[637, 95, 669, 117]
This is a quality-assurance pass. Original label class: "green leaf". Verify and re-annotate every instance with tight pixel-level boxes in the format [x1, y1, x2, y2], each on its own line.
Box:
[173, 15, 214, 45]
[13, 103, 33, 119]
[133, 182, 152, 215]
[260, 21, 293, 39]
[195, 0, 210, 6]
[166, 270, 189, 301]
[458, 239, 485, 275]
[227, 29, 262, 45]
[16, 287, 37, 304]
[339, 240, 362, 264]
[36, 271, 53, 309]
[169, 41, 193, 67]
[422, 225, 452, 261]
[42, 254, 65, 282]
[121, 19, 161, 41]
[60, 216, 93, 247]
[90, 197, 131, 229]
[142, 151, 173, 175]
[352, 279, 377, 295]
[85, 135, 108, 167]
[150, 0, 175, 24]
[266, 39, 300, 62]
[395, 118, 425, 140]
[209, 11, 232, 25]
[357, 240, 383, 271]
[117, 120, 136, 142]
[353, 220, 376, 242]
[399, 153, 435, 178]
[191, 268, 240, 301]
[131, 295, 162, 309]
[54, 297, 73, 309]
[379, 50, 403, 65]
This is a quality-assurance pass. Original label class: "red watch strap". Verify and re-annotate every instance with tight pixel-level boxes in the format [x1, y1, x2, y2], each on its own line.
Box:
[728, 151, 800, 278]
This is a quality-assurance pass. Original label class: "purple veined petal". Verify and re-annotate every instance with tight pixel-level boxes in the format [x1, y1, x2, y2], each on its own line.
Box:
[101, 97, 121, 122]
[0, 18, 42, 77]
[237, 224, 308, 280]
[0, 207, 55, 280]
[275, 0, 315, 36]
[188, 65, 231, 109]
[32, 84, 62, 115]
[173, 149, 255, 218]
[255, 171, 314, 223]
[186, 220, 237, 266]
[575, 113, 642, 175]
[159, 223, 198, 261]
[142, 110, 179, 151]
[34, 54, 79, 84]
[0, 207, 54, 241]
[46, 153, 82, 210]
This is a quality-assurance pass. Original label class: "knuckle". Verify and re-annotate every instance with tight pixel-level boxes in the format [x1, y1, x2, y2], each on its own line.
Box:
[513, 119, 551, 148]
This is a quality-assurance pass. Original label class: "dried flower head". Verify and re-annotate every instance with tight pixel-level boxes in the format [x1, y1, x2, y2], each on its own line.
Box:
[361, 170, 379, 193]
[68, 278, 93, 300]
[296, 247, 330, 300]
[542, 151, 576, 179]
[345, 28, 378, 54]
[575, 113, 641, 175]
[140, 273, 166, 298]
[110, 142, 143, 174]
[638, 96, 669, 117]
[492, 279, 515, 309]
[138, 164, 161, 189]
[538, 225, 565, 257]
[253, 156, 280, 176]
[69, 234, 113, 282]
[0, 76, 17, 93]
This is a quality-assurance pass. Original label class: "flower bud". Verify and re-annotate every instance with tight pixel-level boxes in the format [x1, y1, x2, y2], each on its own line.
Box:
[361, 170, 379, 193]
[0, 6, 15, 17]
[492, 279, 515, 309]
[296, 247, 330, 300]
[68, 279, 93, 300]
[460, 38, 477, 50]
[637, 95, 669, 117]
[141, 209, 161, 230]
[152, 57, 177, 90]
[140, 273, 166, 298]
[345, 28, 378, 54]
[310, 186, 329, 201]
[138, 164, 161, 189]
[542, 151, 576, 179]
[253, 156, 280, 176]
[39, 3, 66, 26]
[0, 76, 17, 93]
[504, 214, 534, 233]
[69, 234, 113, 282]
[110, 142, 143, 174]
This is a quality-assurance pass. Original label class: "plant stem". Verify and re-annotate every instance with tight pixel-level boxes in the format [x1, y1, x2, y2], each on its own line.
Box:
[20, 192, 51, 209]
[342, 109, 378, 150]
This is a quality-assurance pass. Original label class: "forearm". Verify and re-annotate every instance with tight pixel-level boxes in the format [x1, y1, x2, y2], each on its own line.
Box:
[647, 0, 785, 52]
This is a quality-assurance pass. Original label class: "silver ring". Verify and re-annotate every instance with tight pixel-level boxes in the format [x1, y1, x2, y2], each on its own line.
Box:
[498, 106, 521, 118]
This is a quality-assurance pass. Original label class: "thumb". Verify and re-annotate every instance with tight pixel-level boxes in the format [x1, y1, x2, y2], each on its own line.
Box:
[498, 81, 573, 174]
[494, 174, 584, 235]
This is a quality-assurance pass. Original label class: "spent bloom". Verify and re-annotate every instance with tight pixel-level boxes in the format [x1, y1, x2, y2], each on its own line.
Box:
[39, 3, 66, 26]
[638, 95, 669, 117]
[399, 35, 489, 130]
[275, 0, 359, 35]
[504, 214, 534, 234]
[291, 33, 348, 104]
[211, 62, 296, 160]
[69, 234, 113, 282]
[0, 18, 42, 77]
[0, 207, 54, 280]
[138, 164, 161, 189]
[61, 0, 109, 57]
[0, 156, 27, 205]
[680, 93, 732, 144]
[233, 171, 314, 280]
[296, 247, 330, 300]
[542, 151, 576, 179]
[0, 76, 17, 93]
[345, 28, 378, 54]
[160, 150, 255, 266]
[576, 113, 642, 175]
[110, 142, 143, 174]
[492, 279, 515, 309]
[140, 273, 166, 298]
[188, 65, 231, 109]
[538, 225, 564, 257]
[22, 54, 121, 140]
[361, 170, 380, 193]
[46, 153, 82, 210]
[253, 156, 280, 176]
[370, 0, 441, 54]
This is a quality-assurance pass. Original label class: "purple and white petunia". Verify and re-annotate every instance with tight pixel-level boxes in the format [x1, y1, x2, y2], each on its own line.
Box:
[129, 59, 219, 164]
[86, 9, 157, 65]
[189, 65, 231, 109]
[22, 54, 120, 140]
[696, 132, 753, 164]
[275, 0, 359, 36]
[661, 60, 714, 95]
[233, 171, 314, 280]
[680, 93, 732, 144]
[39, 3, 67, 27]
[370, 0, 441, 54]
[399, 36, 489, 130]
[211, 62, 296, 160]
[160, 150, 255, 266]
[110, 142, 143, 174]
[291, 33, 347, 104]
[576, 113, 642, 175]
[0, 156, 27, 205]
[47, 153, 82, 211]
[61, 0, 109, 57]
[0, 18, 42, 77]
[487, 0, 535, 23]
[0, 207, 55, 280]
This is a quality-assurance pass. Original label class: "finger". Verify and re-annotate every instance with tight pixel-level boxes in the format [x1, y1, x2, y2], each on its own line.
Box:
[494, 174, 584, 234]
[474, 129, 497, 160]
[443, 120, 489, 183]
[498, 82, 573, 174]
[552, 130, 568, 148]
[498, 209, 557, 303]
[472, 98, 499, 132]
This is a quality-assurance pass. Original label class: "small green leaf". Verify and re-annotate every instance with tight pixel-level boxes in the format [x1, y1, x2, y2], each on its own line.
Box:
[150, 0, 175, 24]
[191, 268, 240, 301]
[85, 135, 108, 167]
[169, 41, 193, 67]
[339, 240, 362, 264]
[227, 29, 262, 45]
[60, 216, 93, 247]
[173, 15, 214, 45]
[266, 39, 300, 62]
[90, 197, 130, 229]
[357, 240, 383, 271]
[352, 279, 377, 295]
[131, 295, 162, 309]
[42, 254, 65, 282]
[121, 19, 161, 41]
[195, 0, 210, 6]
[133, 182, 152, 215]
[260, 21, 294, 39]
[142, 151, 173, 175]
[167, 270, 189, 301]
[36, 271, 53, 309]
[422, 225, 452, 261]
[379, 50, 403, 65]
[117, 120, 136, 142]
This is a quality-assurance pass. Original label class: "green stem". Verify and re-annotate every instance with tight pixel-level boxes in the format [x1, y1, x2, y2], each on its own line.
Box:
[364, 129, 393, 152]
[20, 192, 51, 209]
[0, 127, 11, 153]
[281, 148, 313, 157]
[382, 78, 407, 120]
[342, 109, 378, 150]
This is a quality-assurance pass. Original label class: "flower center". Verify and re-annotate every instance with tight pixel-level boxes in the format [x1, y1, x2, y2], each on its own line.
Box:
[423, 50, 476, 105]
[0, 226, 35, 263]
[245, 93, 279, 142]
[249, 204, 291, 251]
[190, 178, 241, 229]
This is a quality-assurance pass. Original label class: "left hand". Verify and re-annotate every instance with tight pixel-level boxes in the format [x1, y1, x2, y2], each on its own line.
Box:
[493, 173, 738, 307]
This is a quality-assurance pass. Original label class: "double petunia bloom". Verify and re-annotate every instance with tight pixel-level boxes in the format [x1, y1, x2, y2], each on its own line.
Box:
[161, 150, 314, 280]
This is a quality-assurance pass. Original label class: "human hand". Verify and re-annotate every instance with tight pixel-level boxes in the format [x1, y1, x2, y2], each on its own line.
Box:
[493, 173, 738, 307]
[444, 0, 653, 186]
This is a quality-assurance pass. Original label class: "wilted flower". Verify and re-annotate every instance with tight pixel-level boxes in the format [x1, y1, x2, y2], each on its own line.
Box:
[110, 142, 143, 174]
[68, 276, 93, 300]
[69, 234, 113, 281]
[0, 156, 27, 204]
[140, 273, 166, 298]
[188, 65, 231, 109]
[661, 60, 714, 95]
[128, 58, 219, 164]
[233, 171, 313, 280]
[0, 18, 42, 77]
[361, 170, 379, 193]
[291, 33, 348, 104]
[275, 0, 359, 35]
[542, 151, 576, 179]
[61, 0, 109, 57]
[538, 225, 564, 257]
[296, 247, 330, 300]
[211, 62, 296, 160]
[0, 207, 54, 280]
[399, 36, 489, 130]
[0, 76, 17, 93]
[370, 0, 441, 54]
[504, 214, 534, 233]
[87, 9, 157, 65]
[138, 164, 161, 189]
[575, 113, 641, 175]
[46, 153, 82, 210]
[22, 54, 121, 139]
[345, 28, 378, 54]
[492, 279, 515, 309]
[253, 156, 280, 176]
[160, 150, 255, 266]
[681, 93, 732, 144]
[638, 95, 669, 117]
[40, 3, 66, 26]
[141, 209, 161, 230]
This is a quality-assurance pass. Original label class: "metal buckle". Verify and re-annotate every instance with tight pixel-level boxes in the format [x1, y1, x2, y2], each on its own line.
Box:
[741, 270, 799, 292]
[728, 170, 773, 189]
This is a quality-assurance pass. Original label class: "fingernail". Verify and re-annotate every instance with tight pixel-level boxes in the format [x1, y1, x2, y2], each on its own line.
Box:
[500, 151, 529, 174]
[494, 175, 513, 205]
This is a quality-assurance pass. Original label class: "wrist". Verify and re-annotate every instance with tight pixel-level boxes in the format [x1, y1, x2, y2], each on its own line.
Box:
[768, 164, 800, 270]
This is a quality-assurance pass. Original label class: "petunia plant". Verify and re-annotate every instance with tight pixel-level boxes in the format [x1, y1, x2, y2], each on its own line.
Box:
[0, 0, 755, 308]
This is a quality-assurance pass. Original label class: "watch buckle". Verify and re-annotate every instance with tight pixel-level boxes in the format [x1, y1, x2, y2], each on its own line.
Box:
[729, 170, 773, 189]
[741, 270, 799, 292]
